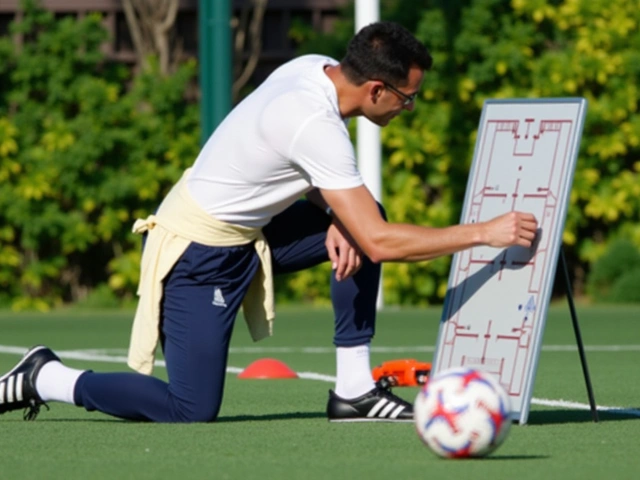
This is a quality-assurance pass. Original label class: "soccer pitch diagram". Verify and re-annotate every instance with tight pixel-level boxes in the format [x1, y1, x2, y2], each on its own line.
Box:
[433, 98, 588, 424]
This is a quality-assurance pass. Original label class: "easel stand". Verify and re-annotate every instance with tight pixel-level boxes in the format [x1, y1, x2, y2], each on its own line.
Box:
[560, 249, 599, 422]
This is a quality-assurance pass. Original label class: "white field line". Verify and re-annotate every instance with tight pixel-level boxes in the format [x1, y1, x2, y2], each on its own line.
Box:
[0, 344, 639, 417]
[8, 344, 640, 356]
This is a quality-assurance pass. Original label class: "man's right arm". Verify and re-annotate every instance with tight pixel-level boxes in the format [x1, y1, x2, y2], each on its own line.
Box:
[319, 185, 538, 264]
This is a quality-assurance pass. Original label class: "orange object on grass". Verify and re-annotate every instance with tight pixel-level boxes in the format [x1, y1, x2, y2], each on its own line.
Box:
[372, 359, 432, 387]
[237, 358, 299, 379]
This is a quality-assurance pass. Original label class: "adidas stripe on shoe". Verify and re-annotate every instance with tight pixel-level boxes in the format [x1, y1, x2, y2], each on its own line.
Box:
[327, 386, 414, 422]
[0, 345, 60, 420]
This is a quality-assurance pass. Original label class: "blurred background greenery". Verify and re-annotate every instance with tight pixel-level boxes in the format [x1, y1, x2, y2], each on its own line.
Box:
[0, 0, 639, 311]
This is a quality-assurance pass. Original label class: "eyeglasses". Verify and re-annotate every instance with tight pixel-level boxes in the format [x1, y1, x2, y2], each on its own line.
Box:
[382, 82, 418, 106]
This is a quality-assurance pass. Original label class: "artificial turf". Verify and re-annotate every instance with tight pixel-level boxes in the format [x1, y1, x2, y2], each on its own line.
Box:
[0, 304, 638, 479]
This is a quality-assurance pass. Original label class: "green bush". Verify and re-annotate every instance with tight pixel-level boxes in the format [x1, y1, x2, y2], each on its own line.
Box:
[3, 0, 640, 309]
[0, 0, 199, 310]
[71, 283, 120, 309]
[586, 238, 640, 302]
[609, 268, 640, 304]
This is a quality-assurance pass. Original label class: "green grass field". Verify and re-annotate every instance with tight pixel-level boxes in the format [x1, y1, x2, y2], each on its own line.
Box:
[0, 304, 638, 480]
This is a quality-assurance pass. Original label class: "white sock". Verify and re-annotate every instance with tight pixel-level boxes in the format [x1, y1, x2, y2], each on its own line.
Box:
[334, 344, 375, 399]
[36, 361, 86, 404]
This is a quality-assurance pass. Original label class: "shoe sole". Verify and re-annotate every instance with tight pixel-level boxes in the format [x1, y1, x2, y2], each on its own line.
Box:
[0, 345, 47, 384]
[328, 417, 414, 423]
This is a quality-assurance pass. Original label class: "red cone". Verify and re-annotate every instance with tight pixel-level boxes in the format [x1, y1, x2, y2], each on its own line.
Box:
[237, 358, 298, 379]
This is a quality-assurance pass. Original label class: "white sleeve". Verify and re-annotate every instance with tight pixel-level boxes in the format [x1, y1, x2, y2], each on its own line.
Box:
[288, 111, 364, 190]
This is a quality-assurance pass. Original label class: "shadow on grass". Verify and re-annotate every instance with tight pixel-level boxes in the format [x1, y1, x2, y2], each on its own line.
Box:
[477, 454, 550, 460]
[0, 417, 123, 423]
[527, 408, 640, 425]
[19, 408, 637, 426]
[217, 411, 327, 423]
[2, 412, 338, 423]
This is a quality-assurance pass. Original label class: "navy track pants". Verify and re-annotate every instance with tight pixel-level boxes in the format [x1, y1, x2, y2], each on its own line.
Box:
[74, 200, 381, 422]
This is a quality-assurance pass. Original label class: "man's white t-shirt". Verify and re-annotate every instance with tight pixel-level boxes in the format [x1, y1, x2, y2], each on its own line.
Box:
[187, 55, 364, 228]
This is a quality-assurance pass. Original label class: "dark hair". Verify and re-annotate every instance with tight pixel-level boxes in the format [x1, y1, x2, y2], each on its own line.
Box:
[341, 21, 432, 86]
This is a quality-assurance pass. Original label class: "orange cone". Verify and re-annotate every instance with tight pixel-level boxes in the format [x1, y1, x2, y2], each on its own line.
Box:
[237, 358, 298, 379]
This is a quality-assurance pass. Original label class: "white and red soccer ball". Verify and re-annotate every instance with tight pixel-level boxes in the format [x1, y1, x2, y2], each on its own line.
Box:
[413, 367, 512, 458]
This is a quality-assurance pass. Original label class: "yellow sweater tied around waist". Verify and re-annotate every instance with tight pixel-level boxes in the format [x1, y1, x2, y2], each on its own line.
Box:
[128, 168, 274, 375]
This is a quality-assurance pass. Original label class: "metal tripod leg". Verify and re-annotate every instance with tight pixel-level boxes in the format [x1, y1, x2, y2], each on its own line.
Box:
[560, 249, 599, 422]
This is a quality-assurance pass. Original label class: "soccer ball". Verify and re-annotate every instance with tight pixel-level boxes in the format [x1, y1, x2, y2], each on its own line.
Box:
[413, 367, 512, 458]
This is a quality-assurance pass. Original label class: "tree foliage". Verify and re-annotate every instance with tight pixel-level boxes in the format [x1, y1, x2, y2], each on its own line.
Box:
[2, 0, 639, 309]
[0, 1, 199, 309]
[585, 238, 640, 303]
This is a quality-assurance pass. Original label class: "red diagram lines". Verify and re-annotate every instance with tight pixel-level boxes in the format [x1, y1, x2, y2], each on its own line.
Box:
[436, 117, 575, 405]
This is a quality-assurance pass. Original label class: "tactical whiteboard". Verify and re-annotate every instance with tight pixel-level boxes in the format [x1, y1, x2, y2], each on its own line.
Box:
[432, 98, 588, 424]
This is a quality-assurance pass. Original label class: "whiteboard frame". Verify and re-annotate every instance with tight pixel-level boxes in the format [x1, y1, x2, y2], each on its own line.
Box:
[431, 97, 588, 424]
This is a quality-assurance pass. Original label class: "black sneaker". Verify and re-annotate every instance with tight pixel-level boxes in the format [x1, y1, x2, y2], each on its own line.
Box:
[0, 345, 60, 420]
[327, 386, 414, 422]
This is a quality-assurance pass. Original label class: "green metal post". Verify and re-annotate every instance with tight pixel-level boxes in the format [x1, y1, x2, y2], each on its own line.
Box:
[199, 0, 232, 145]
